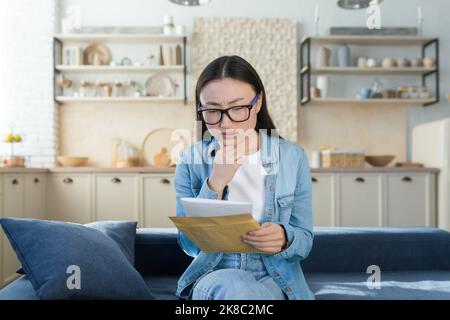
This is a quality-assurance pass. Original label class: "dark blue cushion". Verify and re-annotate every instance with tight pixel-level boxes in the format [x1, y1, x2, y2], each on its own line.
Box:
[16, 220, 138, 275]
[0, 218, 154, 300]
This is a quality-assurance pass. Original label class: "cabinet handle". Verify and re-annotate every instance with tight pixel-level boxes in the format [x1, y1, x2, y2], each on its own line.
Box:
[12, 179, 19, 185]
[111, 177, 122, 184]
[355, 177, 365, 183]
[160, 178, 171, 185]
[312, 177, 318, 183]
[402, 176, 413, 182]
[34, 178, 40, 184]
[63, 177, 73, 184]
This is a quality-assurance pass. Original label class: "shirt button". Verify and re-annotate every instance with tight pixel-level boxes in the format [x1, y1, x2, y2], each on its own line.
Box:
[270, 186, 275, 192]
[286, 287, 292, 292]
[274, 272, 279, 277]
[267, 210, 272, 216]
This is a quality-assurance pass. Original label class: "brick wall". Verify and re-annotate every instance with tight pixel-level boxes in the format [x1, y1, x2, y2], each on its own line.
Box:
[0, 0, 58, 168]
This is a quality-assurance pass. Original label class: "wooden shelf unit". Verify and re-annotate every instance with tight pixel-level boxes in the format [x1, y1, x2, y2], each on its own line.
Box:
[300, 36, 440, 107]
[53, 33, 188, 105]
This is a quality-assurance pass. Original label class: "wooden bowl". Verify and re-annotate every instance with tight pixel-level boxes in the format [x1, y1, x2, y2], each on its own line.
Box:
[57, 156, 88, 167]
[365, 155, 395, 167]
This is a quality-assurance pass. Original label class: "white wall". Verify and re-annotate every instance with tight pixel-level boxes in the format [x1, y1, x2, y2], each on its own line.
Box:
[0, 0, 58, 168]
[2, 0, 448, 167]
[59, 0, 450, 161]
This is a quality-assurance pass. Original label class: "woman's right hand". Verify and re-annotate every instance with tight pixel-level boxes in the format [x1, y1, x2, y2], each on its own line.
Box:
[207, 135, 244, 199]
[207, 131, 259, 199]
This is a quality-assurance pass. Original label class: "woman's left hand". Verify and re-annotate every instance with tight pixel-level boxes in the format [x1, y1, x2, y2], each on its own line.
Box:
[241, 222, 287, 253]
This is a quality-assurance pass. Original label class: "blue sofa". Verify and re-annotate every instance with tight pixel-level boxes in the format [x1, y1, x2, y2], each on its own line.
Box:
[1, 227, 450, 300]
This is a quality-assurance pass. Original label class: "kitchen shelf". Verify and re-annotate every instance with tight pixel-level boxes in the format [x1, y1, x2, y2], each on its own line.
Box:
[300, 36, 440, 107]
[309, 67, 437, 75]
[55, 65, 184, 73]
[306, 98, 436, 106]
[54, 33, 185, 43]
[306, 36, 437, 46]
[55, 96, 185, 104]
[53, 33, 188, 104]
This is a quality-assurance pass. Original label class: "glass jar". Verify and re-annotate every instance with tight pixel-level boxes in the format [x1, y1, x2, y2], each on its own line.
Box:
[117, 140, 140, 167]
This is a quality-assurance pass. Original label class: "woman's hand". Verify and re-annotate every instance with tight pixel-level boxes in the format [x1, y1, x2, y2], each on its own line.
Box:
[241, 222, 287, 254]
[207, 130, 258, 199]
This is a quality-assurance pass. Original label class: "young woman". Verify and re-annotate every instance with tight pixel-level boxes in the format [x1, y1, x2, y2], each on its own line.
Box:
[174, 55, 314, 300]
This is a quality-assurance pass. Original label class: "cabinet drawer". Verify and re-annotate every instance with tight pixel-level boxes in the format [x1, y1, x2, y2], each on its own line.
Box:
[311, 174, 335, 226]
[142, 175, 176, 228]
[47, 174, 92, 224]
[94, 174, 139, 222]
[386, 174, 432, 227]
[339, 174, 382, 227]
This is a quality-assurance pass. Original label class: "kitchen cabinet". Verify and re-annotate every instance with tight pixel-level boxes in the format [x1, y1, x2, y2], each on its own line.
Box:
[93, 174, 140, 222]
[385, 173, 436, 227]
[25, 174, 47, 220]
[47, 174, 92, 224]
[142, 174, 176, 228]
[1, 175, 25, 287]
[311, 171, 436, 228]
[338, 174, 382, 227]
[311, 173, 336, 226]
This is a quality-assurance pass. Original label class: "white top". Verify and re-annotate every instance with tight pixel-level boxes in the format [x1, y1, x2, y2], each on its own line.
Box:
[227, 150, 267, 224]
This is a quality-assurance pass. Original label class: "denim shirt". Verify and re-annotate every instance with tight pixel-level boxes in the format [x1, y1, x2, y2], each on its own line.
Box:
[173, 131, 315, 300]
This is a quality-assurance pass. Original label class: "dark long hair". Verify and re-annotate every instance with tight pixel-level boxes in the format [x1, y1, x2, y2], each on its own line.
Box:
[195, 55, 279, 139]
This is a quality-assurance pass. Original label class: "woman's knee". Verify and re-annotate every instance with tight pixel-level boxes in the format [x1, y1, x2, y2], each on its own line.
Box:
[192, 269, 276, 300]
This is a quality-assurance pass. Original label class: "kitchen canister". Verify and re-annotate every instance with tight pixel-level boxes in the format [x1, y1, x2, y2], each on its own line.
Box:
[357, 56, 368, 68]
[316, 46, 331, 67]
[316, 76, 329, 98]
[311, 151, 321, 168]
[367, 58, 378, 68]
[337, 44, 351, 67]
[423, 57, 436, 68]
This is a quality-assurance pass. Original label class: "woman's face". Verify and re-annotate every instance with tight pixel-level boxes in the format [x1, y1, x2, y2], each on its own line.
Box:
[199, 77, 262, 141]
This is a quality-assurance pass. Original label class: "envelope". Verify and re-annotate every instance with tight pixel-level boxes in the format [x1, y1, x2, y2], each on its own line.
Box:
[169, 213, 267, 253]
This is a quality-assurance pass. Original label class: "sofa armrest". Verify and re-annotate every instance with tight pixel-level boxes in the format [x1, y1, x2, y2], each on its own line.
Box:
[301, 227, 450, 273]
[134, 228, 192, 276]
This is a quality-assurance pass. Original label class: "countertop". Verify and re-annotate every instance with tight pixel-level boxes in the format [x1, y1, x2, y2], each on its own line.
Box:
[311, 167, 440, 173]
[0, 166, 440, 174]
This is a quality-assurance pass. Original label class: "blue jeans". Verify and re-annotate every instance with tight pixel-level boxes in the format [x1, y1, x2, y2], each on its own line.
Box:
[191, 253, 288, 300]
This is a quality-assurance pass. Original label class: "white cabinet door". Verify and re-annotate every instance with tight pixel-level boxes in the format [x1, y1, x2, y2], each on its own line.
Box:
[385, 173, 435, 227]
[47, 174, 92, 224]
[94, 174, 139, 222]
[25, 174, 47, 220]
[142, 175, 176, 228]
[311, 174, 335, 226]
[2, 175, 25, 285]
[338, 174, 382, 227]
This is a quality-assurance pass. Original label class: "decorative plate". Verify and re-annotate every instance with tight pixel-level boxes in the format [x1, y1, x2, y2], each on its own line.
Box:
[83, 43, 112, 65]
[142, 128, 192, 167]
[145, 75, 175, 97]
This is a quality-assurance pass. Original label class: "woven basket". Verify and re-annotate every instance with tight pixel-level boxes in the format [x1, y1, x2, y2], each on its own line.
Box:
[321, 151, 366, 168]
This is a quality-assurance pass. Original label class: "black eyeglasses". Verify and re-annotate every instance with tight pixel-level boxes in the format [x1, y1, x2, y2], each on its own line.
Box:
[197, 94, 260, 125]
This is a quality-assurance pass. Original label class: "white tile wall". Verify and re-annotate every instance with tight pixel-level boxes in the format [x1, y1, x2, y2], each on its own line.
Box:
[0, 0, 58, 168]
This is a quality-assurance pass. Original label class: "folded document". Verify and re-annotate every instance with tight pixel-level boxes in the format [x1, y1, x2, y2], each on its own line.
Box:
[169, 197, 265, 253]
